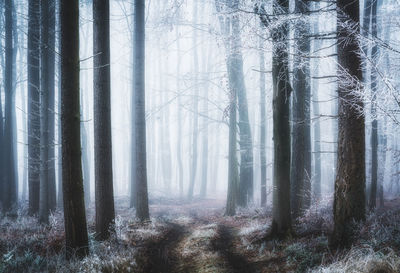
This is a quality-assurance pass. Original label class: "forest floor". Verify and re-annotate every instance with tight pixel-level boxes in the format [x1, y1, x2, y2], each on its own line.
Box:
[1, 196, 400, 272]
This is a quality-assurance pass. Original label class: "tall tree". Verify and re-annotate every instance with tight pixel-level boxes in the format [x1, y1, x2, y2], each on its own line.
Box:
[259, 26, 267, 207]
[60, 0, 89, 259]
[217, 0, 253, 207]
[225, 79, 238, 216]
[39, 0, 56, 222]
[368, 0, 379, 211]
[291, 0, 312, 218]
[3, 0, 17, 212]
[133, 0, 149, 221]
[232, 0, 254, 207]
[188, 0, 199, 199]
[259, 0, 292, 238]
[28, 0, 41, 215]
[330, 0, 365, 248]
[312, 1, 322, 201]
[39, 0, 51, 223]
[47, 0, 57, 212]
[93, 0, 115, 239]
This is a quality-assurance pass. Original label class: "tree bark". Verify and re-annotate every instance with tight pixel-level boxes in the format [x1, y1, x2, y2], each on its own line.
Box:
[259, 0, 293, 238]
[3, 0, 18, 212]
[28, 0, 41, 215]
[60, 0, 89, 259]
[368, 0, 378, 211]
[330, 0, 365, 248]
[259, 28, 267, 207]
[93, 0, 115, 240]
[133, 0, 149, 221]
[291, 0, 311, 218]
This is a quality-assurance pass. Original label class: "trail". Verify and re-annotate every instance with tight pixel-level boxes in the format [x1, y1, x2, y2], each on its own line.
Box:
[135, 222, 187, 273]
[211, 224, 257, 273]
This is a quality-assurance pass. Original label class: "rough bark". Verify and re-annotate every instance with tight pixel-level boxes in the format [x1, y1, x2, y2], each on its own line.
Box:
[93, 0, 115, 240]
[259, 0, 293, 238]
[39, 0, 50, 224]
[134, 0, 149, 221]
[330, 0, 366, 248]
[291, 0, 311, 218]
[368, 0, 378, 211]
[28, 0, 41, 215]
[60, 0, 89, 259]
[3, 0, 18, 212]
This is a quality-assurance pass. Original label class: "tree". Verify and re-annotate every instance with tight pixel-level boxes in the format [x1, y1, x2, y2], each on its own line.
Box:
[93, 0, 115, 239]
[28, 0, 41, 215]
[225, 78, 238, 216]
[368, 0, 379, 211]
[330, 0, 365, 248]
[231, 0, 253, 207]
[312, 1, 322, 201]
[39, 0, 50, 223]
[259, 0, 292, 238]
[60, 0, 89, 259]
[3, 0, 18, 212]
[259, 24, 267, 207]
[216, 0, 253, 207]
[188, 0, 199, 200]
[133, 0, 149, 221]
[291, 0, 311, 218]
[39, 0, 56, 223]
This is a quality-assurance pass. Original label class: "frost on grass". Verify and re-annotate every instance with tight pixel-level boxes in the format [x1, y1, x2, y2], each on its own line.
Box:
[313, 247, 400, 273]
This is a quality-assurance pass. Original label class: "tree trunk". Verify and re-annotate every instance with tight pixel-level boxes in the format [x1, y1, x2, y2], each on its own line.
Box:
[28, 0, 41, 215]
[330, 0, 365, 248]
[312, 1, 322, 201]
[368, 0, 378, 211]
[39, 0, 51, 224]
[133, 0, 149, 221]
[176, 25, 184, 198]
[188, 0, 199, 200]
[259, 0, 293, 238]
[225, 72, 238, 216]
[291, 0, 311, 218]
[47, 0, 57, 212]
[3, 0, 18, 212]
[93, 0, 115, 240]
[259, 28, 267, 207]
[60, 0, 89, 259]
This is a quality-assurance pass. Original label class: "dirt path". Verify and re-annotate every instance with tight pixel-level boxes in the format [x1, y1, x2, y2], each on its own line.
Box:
[135, 222, 188, 273]
[211, 224, 257, 273]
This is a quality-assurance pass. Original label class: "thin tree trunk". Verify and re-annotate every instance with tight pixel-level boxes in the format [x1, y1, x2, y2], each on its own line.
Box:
[259, 28, 267, 207]
[312, 1, 321, 201]
[368, 0, 378, 211]
[176, 25, 184, 198]
[60, 0, 89, 259]
[134, 0, 149, 221]
[47, 0, 57, 212]
[330, 0, 365, 248]
[188, 0, 199, 199]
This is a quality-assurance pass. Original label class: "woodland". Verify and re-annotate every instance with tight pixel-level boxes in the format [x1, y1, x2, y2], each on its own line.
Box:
[0, 0, 400, 272]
